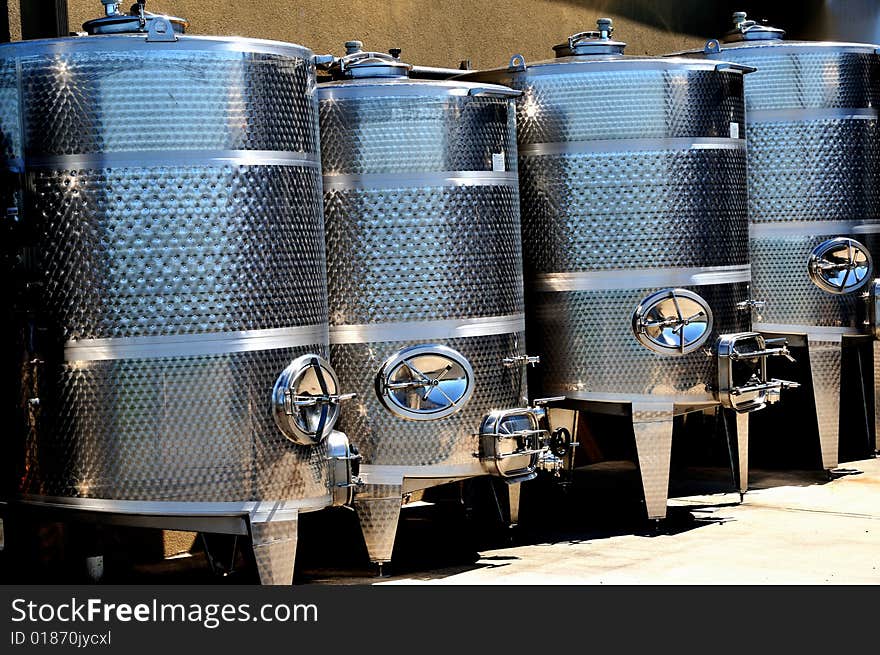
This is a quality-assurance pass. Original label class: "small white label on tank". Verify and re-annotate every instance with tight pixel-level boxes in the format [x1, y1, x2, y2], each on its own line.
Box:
[730, 122, 740, 139]
[492, 152, 506, 171]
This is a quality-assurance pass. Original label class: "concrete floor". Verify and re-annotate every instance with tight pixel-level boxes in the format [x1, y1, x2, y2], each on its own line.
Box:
[309, 457, 880, 585]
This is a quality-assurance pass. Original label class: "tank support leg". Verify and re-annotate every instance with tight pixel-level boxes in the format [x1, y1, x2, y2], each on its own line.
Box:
[249, 516, 299, 586]
[807, 339, 842, 470]
[354, 484, 403, 568]
[735, 411, 750, 495]
[874, 340, 880, 454]
[632, 403, 675, 521]
[507, 482, 522, 526]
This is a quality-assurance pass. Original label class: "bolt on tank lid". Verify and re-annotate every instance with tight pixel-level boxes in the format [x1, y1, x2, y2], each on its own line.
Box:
[721, 11, 785, 43]
[326, 41, 413, 79]
[82, 1, 188, 36]
[552, 18, 627, 57]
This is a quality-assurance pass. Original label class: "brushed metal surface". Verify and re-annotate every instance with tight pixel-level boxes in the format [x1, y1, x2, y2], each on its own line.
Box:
[331, 332, 527, 466]
[2, 37, 332, 522]
[251, 518, 299, 586]
[809, 339, 843, 470]
[461, 62, 750, 407]
[530, 282, 750, 399]
[353, 485, 403, 565]
[632, 404, 675, 521]
[320, 83, 525, 471]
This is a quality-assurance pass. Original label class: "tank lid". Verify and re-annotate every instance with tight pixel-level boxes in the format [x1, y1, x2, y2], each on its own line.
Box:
[721, 11, 785, 43]
[82, 1, 188, 36]
[553, 19, 627, 57]
[328, 41, 413, 79]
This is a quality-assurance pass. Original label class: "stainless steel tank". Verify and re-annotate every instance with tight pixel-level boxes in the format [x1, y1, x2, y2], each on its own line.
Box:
[458, 19, 796, 520]
[678, 12, 880, 469]
[0, 1, 358, 585]
[318, 42, 545, 568]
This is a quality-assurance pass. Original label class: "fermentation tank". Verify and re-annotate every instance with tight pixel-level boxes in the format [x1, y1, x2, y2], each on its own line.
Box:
[0, 1, 358, 584]
[681, 12, 880, 469]
[458, 20, 796, 520]
[319, 42, 546, 568]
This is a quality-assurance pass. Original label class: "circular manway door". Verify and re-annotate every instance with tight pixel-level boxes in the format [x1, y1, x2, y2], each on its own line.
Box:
[375, 344, 475, 421]
[631, 288, 714, 356]
[808, 237, 873, 294]
[272, 354, 342, 445]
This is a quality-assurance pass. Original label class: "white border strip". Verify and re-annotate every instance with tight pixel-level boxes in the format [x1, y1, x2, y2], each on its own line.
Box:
[330, 314, 525, 345]
[65, 324, 328, 362]
[533, 265, 751, 292]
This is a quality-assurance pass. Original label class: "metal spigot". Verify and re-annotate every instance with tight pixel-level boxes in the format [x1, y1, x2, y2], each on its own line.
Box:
[388, 48, 402, 59]
[597, 17, 613, 39]
[102, 0, 121, 15]
[732, 11, 748, 26]
[345, 40, 363, 55]
[503, 354, 541, 368]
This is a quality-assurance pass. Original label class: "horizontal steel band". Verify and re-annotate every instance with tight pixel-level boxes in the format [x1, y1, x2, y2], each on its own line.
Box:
[748, 107, 879, 124]
[519, 137, 746, 157]
[514, 58, 721, 77]
[330, 314, 525, 344]
[64, 324, 328, 362]
[555, 391, 718, 407]
[318, 81, 509, 100]
[322, 170, 518, 190]
[532, 265, 751, 292]
[753, 323, 865, 342]
[359, 463, 487, 486]
[17, 150, 320, 171]
[751, 220, 880, 236]
[0, 35, 314, 60]
[18, 494, 331, 523]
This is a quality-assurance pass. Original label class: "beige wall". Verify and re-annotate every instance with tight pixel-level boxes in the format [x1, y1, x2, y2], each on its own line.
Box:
[12, 0, 705, 68]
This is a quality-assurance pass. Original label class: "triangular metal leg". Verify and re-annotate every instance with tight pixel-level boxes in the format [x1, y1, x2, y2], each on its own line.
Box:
[250, 517, 298, 586]
[736, 412, 750, 494]
[807, 339, 842, 470]
[507, 482, 522, 526]
[354, 484, 403, 565]
[632, 403, 675, 520]
[874, 340, 880, 453]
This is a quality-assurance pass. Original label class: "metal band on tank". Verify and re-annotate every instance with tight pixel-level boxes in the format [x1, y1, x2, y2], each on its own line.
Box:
[19, 494, 332, 523]
[64, 324, 329, 362]
[21, 150, 320, 170]
[329, 314, 525, 345]
[751, 220, 880, 236]
[533, 265, 751, 292]
[318, 82, 510, 100]
[322, 171, 518, 190]
[0, 35, 314, 60]
[519, 137, 745, 156]
[752, 323, 864, 342]
[748, 108, 878, 124]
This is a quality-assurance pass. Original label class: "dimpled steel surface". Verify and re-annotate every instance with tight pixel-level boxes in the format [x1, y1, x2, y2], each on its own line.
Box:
[513, 67, 745, 144]
[22, 346, 330, 502]
[324, 185, 523, 324]
[531, 283, 750, 398]
[750, 235, 865, 328]
[30, 164, 326, 340]
[3, 36, 331, 507]
[320, 83, 525, 470]
[331, 333, 527, 465]
[699, 45, 880, 331]
[320, 92, 517, 174]
[464, 63, 749, 402]
[519, 148, 748, 273]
